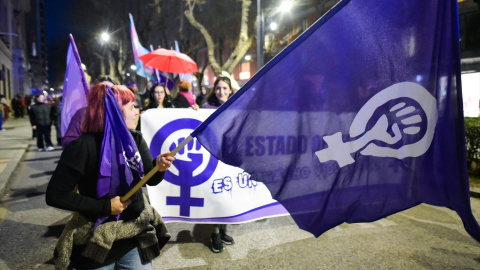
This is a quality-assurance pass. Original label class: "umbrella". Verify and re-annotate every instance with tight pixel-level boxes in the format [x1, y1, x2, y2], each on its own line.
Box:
[139, 48, 198, 74]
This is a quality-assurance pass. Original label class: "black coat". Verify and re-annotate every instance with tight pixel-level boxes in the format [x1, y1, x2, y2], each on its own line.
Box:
[30, 102, 52, 126]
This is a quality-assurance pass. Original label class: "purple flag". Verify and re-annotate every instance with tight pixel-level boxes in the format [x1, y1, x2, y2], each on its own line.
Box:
[129, 13, 156, 81]
[96, 86, 144, 227]
[191, 0, 480, 240]
[61, 34, 89, 136]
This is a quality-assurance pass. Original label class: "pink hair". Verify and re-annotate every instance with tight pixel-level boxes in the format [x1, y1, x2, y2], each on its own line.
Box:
[82, 84, 136, 132]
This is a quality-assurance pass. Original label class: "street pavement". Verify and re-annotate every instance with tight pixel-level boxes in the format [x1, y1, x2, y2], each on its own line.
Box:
[0, 117, 36, 199]
[2, 117, 480, 269]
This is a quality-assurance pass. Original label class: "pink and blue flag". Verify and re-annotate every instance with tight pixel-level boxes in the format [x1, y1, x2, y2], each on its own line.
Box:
[61, 34, 89, 136]
[174, 40, 194, 83]
[96, 85, 144, 227]
[191, 0, 480, 240]
[129, 13, 156, 81]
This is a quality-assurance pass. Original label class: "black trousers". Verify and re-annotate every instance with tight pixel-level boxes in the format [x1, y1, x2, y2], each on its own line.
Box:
[36, 125, 53, 149]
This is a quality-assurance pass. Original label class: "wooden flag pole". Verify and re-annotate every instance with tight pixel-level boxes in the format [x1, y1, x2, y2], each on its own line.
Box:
[121, 135, 193, 202]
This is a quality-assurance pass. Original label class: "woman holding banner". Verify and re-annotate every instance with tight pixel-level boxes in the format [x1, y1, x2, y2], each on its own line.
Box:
[46, 83, 175, 269]
[202, 76, 236, 253]
[202, 76, 235, 109]
[146, 83, 175, 110]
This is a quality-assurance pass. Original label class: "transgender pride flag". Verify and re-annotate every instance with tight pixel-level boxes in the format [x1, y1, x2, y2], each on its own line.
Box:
[129, 13, 156, 81]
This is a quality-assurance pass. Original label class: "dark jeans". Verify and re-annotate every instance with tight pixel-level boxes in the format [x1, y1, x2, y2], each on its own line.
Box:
[36, 125, 53, 149]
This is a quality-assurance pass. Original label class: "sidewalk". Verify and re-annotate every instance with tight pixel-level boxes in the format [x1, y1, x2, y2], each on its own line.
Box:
[1, 117, 480, 201]
[0, 117, 36, 199]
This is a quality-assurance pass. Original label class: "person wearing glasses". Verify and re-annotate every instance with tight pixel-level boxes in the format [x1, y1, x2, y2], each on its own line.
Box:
[201, 76, 236, 253]
[145, 83, 174, 110]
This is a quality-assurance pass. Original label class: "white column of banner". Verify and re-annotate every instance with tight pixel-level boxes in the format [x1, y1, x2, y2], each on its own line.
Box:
[142, 109, 288, 223]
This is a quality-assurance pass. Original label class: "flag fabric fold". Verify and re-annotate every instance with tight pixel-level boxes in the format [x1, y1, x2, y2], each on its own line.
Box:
[61, 34, 89, 136]
[191, 0, 480, 240]
[129, 13, 156, 81]
[95, 86, 144, 227]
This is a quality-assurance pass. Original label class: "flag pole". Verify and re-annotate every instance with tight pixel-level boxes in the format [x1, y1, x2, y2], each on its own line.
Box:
[150, 44, 162, 83]
[121, 135, 193, 201]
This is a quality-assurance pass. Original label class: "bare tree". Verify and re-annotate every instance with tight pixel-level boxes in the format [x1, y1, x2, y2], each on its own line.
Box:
[184, 0, 254, 75]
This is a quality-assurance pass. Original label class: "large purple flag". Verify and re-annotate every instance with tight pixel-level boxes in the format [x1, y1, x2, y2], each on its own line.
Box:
[61, 34, 89, 136]
[192, 0, 480, 240]
[129, 14, 156, 81]
[96, 86, 144, 227]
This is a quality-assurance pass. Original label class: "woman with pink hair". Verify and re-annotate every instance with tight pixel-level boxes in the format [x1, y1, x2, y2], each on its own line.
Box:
[46, 84, 175, 269]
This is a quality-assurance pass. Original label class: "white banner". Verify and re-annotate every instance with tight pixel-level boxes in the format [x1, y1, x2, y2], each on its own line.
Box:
[142, 109, 288, 223]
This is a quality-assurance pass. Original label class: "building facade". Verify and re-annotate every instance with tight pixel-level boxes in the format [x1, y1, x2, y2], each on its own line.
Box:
[0, 0, 47, 103]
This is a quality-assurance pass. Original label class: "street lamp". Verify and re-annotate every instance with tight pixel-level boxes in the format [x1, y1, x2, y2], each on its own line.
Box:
[256, 0, 293, 70]
[269, 22, 278, 31]
[257, 0, 264, 70]
[279, 1, 293, 13]
[100, 32, 110, 42]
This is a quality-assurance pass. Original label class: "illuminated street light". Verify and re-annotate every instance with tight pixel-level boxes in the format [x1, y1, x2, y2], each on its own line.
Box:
[100, 32, 110, 42]
[245, 55, 252, 61]
[81, 63, 86, 70]
[269, 22, 278, 31]
[258, 1, 294, 70]
[279, 1, 293, 12]
[130, 64, 137, 70]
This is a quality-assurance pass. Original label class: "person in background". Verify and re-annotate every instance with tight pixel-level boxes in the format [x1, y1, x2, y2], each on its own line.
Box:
[51, 96, 63, 146]
[145, 83, 174, 110]
[137, 80, 152, 110]
[27, 94, 36, 139]
[46, 84, 175, 269]
[30, 94, 54, 152]
[1, 94, 11, 123]
[201, 76, 236, 253]
[196, 85, 208, 107]
[202, 76, 235, 109]
[21, 94, 26, 117]
[174, 81, 199, 109]
[12, 94, 22, 119]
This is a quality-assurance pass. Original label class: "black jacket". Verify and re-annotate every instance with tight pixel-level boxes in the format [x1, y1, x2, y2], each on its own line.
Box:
[29, 102, 52, 126]
[46, 130, 165, 268]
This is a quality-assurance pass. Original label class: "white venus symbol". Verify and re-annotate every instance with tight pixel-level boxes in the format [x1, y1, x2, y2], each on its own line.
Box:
[315, 82, 438, 167]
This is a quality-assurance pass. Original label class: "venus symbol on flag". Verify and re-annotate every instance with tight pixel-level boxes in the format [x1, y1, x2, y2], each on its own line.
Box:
[316, 82, 438, 167]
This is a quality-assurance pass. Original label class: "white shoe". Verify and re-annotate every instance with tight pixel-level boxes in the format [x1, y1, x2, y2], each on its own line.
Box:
[38, 148, 45, 152]
[46, 146, 54, 151]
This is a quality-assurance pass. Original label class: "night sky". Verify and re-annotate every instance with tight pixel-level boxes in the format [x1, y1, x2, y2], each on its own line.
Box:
[44, 0, 75, 88]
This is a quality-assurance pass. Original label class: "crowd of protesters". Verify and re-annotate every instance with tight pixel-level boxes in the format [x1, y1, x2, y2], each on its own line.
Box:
[2, 73, 240, 269]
